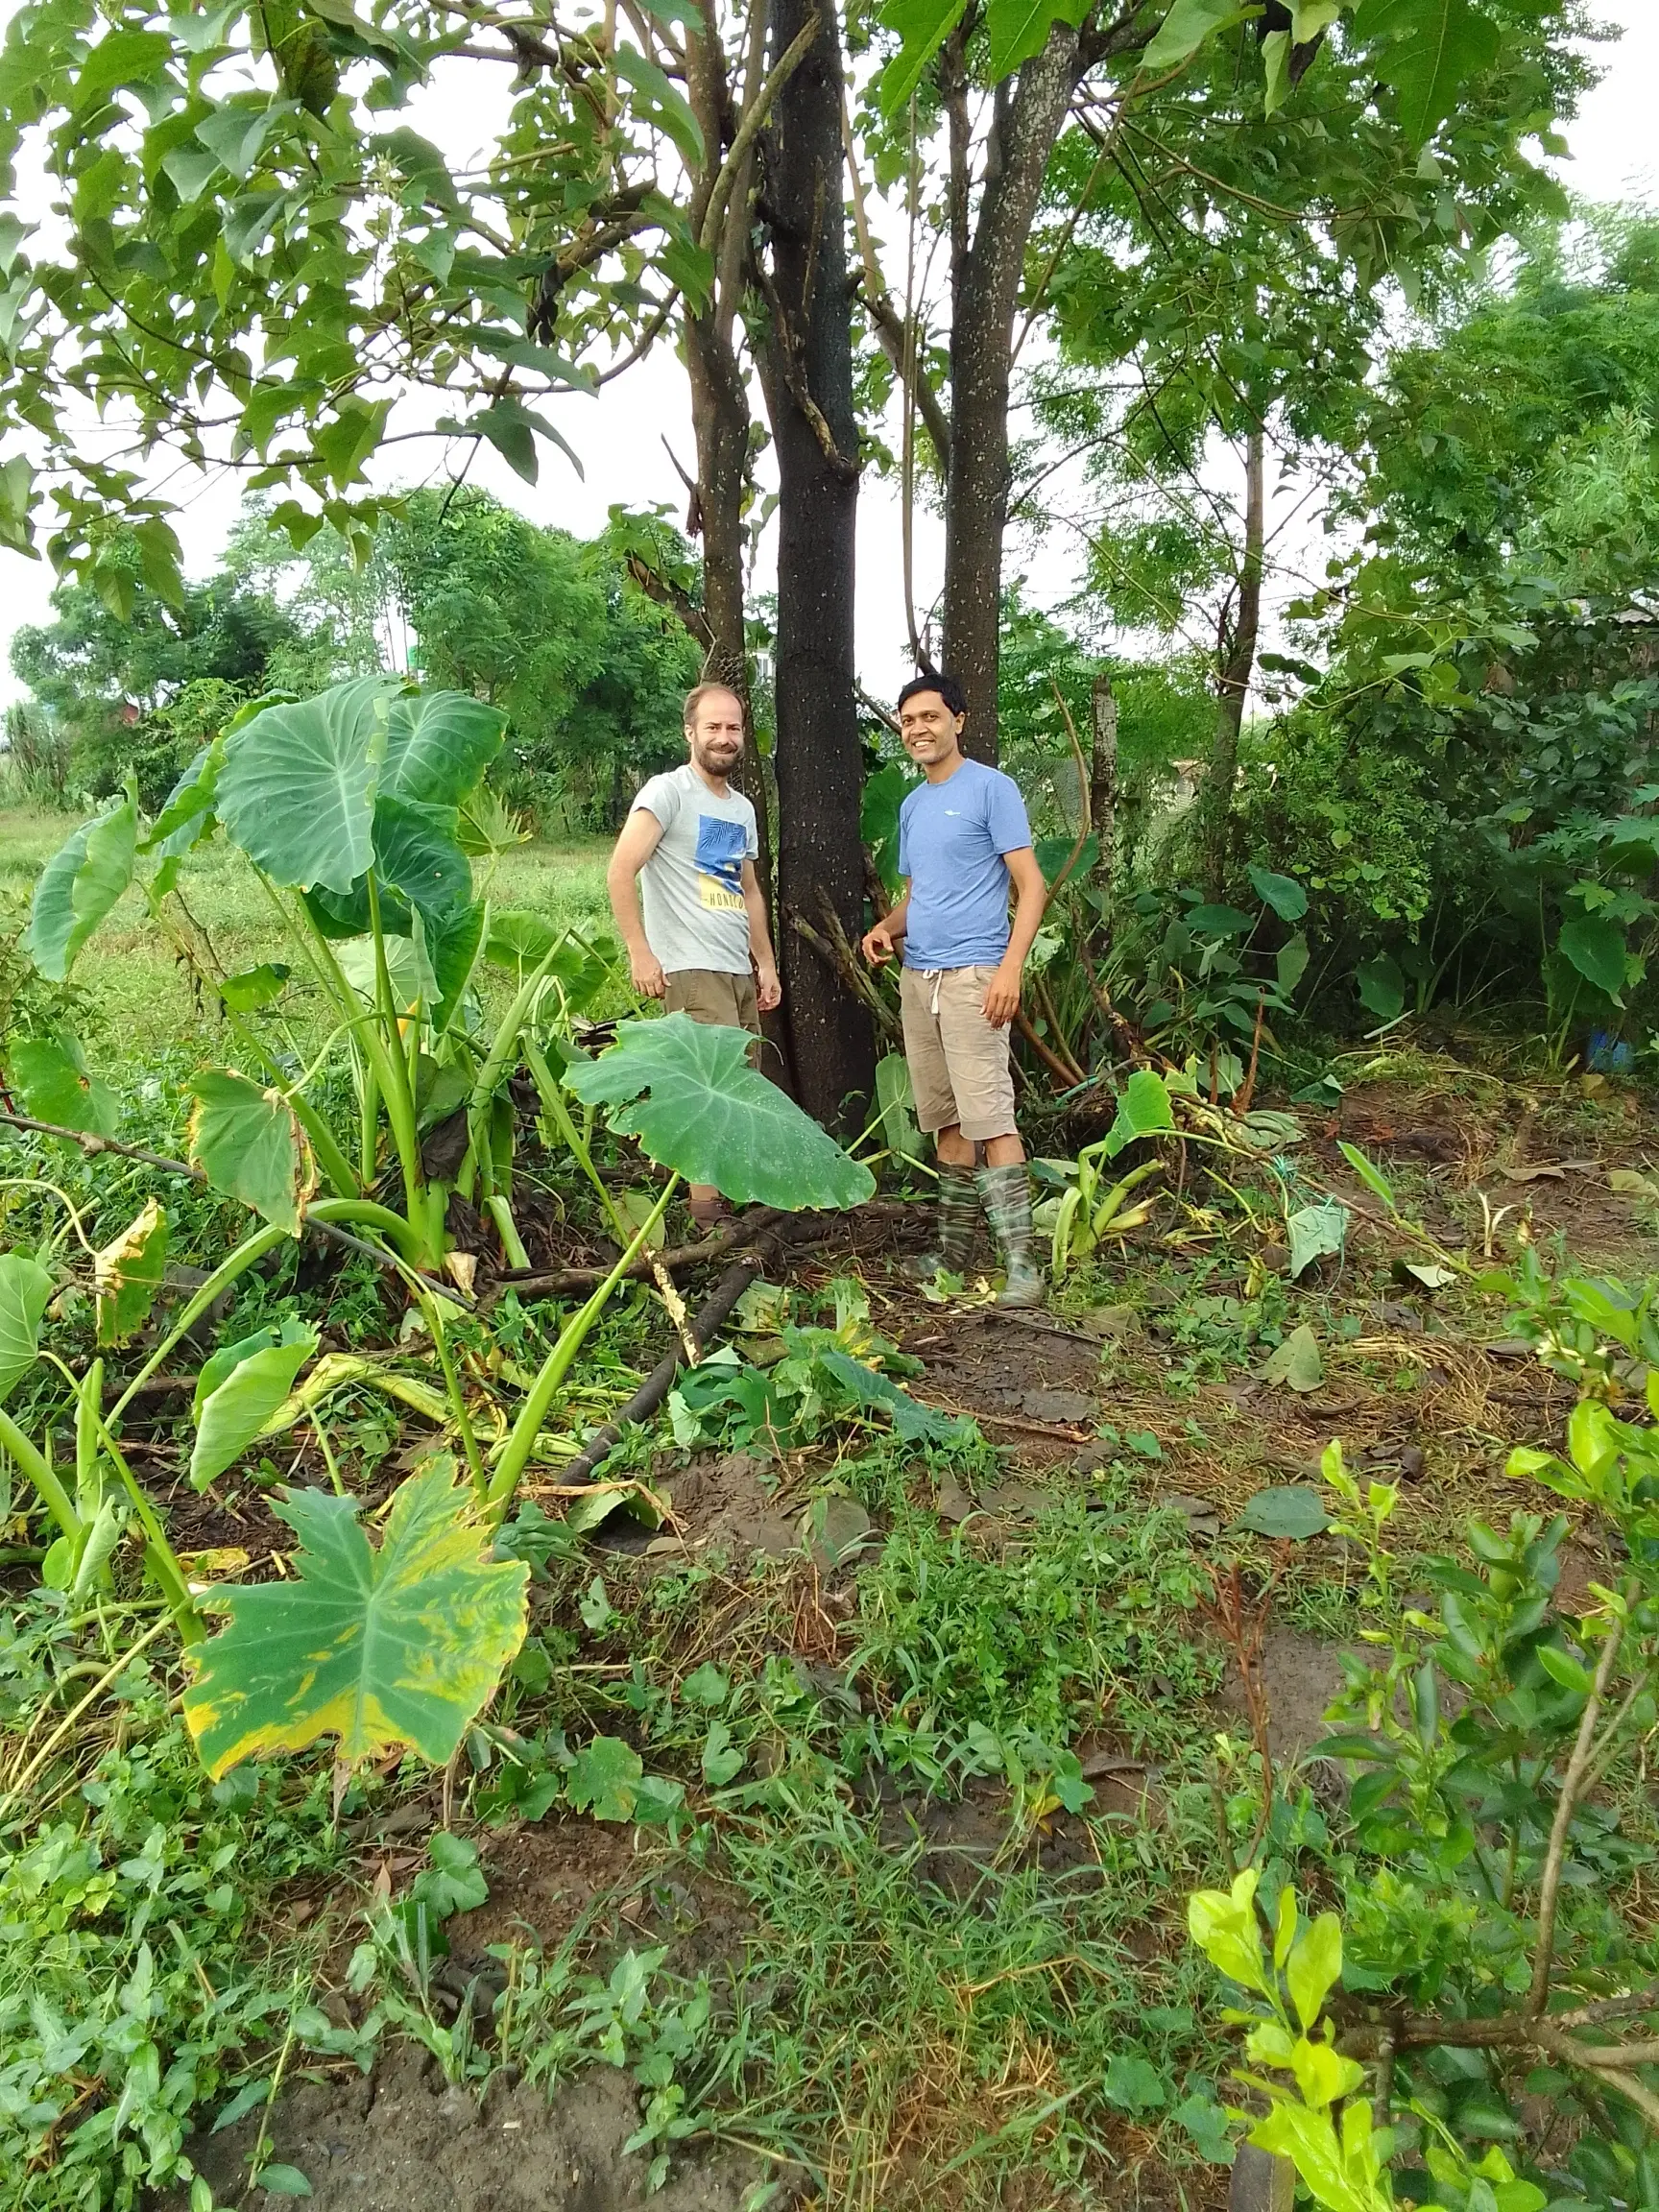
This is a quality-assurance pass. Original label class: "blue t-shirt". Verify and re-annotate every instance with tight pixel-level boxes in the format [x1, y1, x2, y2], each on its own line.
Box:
[898, 758, 1033, 970]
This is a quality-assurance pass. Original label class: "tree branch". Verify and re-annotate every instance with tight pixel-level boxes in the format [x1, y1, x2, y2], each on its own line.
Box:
[698, 12, 821, 257]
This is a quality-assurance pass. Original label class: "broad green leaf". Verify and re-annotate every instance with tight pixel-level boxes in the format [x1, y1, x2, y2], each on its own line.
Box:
[1102, 2055, 1168, 2113]
[611, 45, 704, 166]
[563, 1014, 875, 1212]
[381, 690, 507, 808]
[1557, 913, 1627, 1003]
[701, 1718, 743, 1786]
[1277, 932, 1310, 998]
[0, 1251, 54, 1403]
[187, 1070, 315, 1234]
[22, 796, 138, 979]
[1262, 24, 1291, 109]
[9, 1029, 119, 1137]
[1187, 902, 1254, 936]
[683, 1661, 729, 1708]
[190, 1325, 319, 1489]
[817, 1345, 967, 1443]
[336, 931, 436, 1014]
[567, 1732, 644, 1820]
[1261, 1324, 1324, 1393]
[307, 795, 471, 938]
[1355, 953, 1405, 1022]
[1286, 1198, 1347, 1278]
[1187, 1867, 1265, 1991]
[1236, 1485, 1331, 1539]
[1536, 1643, 1595, 1697]
[1248, 2104, 1354, 2212]
[878, 0, 969, 115]
[875, 1051, 921, 1163]
[144, 738, 226, 882]
[215, 676, 397, 893]
[193, 1318, 317, 1422]
[1102, 1068, 1176, 1158]
[94, 1197, 169, 1348]
[483, 909, 560, 968]
[411, 1831, 489, 1917]
[1355, 0, 1502, 142]
[418, 897, 487, 1032]
[218, 963, 292, 1012]
[984, 0, 1090, 80]
[1337, 1139, 1395, 1210]
[1143, 0, 1251, 72]
[1286, 1912, 1343, 2030]
[255, 2164, 313, 2199]
[182, 1458, 528, 1778]
[73, 27, 172, 107]
[1248, 865, 1308, 922]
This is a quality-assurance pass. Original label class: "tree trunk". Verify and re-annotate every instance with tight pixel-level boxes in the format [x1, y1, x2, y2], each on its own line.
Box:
[939, 24, 1081, 763]
[757, 0, 874, 1132]
[684, 0, 774, 878]
[684, 0, 793, 1087]
[1089, 670, 1118, 942]
[1202, 423, 1265, 900]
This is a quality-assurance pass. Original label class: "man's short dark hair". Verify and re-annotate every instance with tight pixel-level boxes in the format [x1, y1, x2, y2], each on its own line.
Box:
[897, 671, 967, 720]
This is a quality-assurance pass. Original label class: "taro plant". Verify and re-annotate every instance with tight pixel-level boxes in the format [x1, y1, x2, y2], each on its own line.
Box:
[10, 676, 615, 1273]
[0, 1000, 874, 1789]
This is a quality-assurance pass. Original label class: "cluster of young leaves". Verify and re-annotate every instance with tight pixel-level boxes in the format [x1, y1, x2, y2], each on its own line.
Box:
[0, 0, 704, 601]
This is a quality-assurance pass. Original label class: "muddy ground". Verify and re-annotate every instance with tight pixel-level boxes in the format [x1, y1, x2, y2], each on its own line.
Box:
[145, 1059, 1657, 2209]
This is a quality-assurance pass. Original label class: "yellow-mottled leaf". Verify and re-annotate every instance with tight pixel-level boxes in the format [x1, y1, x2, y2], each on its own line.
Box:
[94, 1197, 169, 1346]
[182, 1456, 527, 1778]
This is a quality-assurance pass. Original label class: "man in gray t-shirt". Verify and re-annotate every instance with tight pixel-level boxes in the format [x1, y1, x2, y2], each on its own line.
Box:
[607, 682, 781, 1227]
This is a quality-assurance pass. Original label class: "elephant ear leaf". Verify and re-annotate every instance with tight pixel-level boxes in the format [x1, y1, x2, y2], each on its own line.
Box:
[187, 1070, 315, 1233]
[215, 675, 397, 893]
[189, 1319, 319, 1490]
[381, 690, 507, 807]
[562, 1013, 876, 1212]
[181, 1457, 529, 1780]
[0, 1251, 55, 1404]
[22, 794, 138, 979]
[95, 1197, 169, 1347]
[9, 1029, 119, 1138]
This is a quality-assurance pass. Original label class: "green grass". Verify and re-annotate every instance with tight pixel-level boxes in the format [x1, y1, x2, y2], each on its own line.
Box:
[0, 804, 613, 1058]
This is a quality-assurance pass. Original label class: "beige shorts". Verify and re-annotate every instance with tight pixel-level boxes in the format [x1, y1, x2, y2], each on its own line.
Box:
[665, 968, 760, 1059]
[899, 964, 1018, 1142]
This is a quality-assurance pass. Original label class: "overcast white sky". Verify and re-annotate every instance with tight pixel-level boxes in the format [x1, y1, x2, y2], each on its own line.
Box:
[0, 0, 1653, 709]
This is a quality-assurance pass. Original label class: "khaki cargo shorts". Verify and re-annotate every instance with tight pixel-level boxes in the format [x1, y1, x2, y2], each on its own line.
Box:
[899, 965, 1018, 1142]
[664, 967, 761, 1062]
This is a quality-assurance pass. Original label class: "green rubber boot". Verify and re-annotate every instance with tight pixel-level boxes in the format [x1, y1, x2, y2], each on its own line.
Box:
[906, 1162, 981, 1281]
[977, 1163, 1046, 1308]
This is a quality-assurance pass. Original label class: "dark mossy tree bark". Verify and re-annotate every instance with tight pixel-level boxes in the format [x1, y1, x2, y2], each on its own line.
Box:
[757, 0, 875, 1130]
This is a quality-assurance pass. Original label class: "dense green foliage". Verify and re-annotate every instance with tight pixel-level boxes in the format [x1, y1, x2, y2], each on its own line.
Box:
[9, 492, 701, 828]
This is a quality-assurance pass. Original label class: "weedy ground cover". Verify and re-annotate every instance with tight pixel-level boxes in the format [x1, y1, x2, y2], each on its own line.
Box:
[7, 738, 1659, 2212]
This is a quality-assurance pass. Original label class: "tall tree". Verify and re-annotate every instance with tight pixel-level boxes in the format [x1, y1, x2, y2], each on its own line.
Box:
[853, 0, 1591, 757]
[756, 0, 875, 1127]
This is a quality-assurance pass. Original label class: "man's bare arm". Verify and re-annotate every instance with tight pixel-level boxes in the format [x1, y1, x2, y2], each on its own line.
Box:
[982, 849, 1046, 1027]
[740, 858, 781, 1012]
[607, 810, 667, 998]
[861, 886, 909, 965]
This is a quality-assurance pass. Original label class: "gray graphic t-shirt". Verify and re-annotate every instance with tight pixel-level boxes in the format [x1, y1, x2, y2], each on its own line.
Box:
[632, 764, 758, 976]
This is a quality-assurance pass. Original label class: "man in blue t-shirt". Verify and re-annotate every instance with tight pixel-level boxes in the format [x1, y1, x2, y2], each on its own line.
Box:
[860, 673, 1047, 1306]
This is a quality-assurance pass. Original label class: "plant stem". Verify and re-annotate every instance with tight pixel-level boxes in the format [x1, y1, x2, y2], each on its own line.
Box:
[93, 1413, 204, 1643]
[0, 1403, 79, 1541]
[1528, 1594, 1630, 2014]
[107, 1222, 292, 1427]
[364, 871, 429, 1216]
[485, 1178, 677, 1526]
